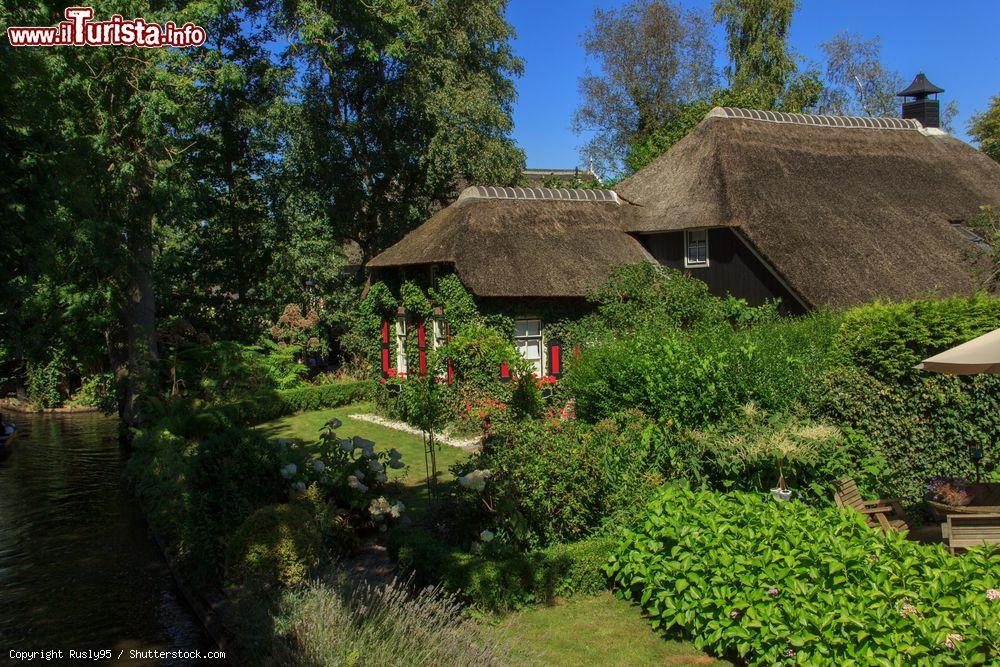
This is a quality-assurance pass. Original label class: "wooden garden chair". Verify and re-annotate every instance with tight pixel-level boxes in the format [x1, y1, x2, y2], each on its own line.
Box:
[833, 477, 910, 534]
[941, 514, 1000, 555]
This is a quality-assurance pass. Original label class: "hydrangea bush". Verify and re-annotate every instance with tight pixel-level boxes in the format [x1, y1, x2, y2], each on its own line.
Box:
[608, 485, 999, 665]
[273, 417, 407, 531]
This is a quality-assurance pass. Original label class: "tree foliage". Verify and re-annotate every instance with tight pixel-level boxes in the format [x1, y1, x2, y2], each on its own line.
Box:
[970, 93, 1000, 163]
[573, 0, 716, 175]
[1, 0, 525, 417]
[277, 0, 525, 261]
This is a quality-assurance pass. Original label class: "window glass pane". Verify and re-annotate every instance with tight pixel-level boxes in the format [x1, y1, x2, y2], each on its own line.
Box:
[686, 230, 708, 265]
[515, 319, 541, 338]
[520, 340, 541, 360]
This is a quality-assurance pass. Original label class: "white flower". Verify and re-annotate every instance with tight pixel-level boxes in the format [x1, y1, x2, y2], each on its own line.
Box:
[312, 460, 326, 473]
[369, 496, 391, 519]
[347, 475, 368, 493]
[390, 501, 405, 518]
[459, 469, 492, 492]
[369, 459, 385, 474]
[280, 463, 298, 479]
[389, 459, 405, 469]
[291, 481, 306, 492]
[479, 529, 495, 543]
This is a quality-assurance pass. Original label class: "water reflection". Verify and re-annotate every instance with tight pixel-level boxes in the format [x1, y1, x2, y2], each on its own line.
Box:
[0, 414, 213, 664]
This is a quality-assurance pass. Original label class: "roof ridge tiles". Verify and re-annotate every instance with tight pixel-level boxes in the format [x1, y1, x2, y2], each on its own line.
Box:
[708, 106, 922, 130]
[458, 185, 620, 204]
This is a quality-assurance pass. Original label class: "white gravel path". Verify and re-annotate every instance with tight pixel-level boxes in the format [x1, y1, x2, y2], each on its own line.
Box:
[348, 413, 482, 451]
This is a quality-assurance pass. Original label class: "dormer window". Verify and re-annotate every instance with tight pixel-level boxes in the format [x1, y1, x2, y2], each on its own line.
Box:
[685, 229, 709, 267]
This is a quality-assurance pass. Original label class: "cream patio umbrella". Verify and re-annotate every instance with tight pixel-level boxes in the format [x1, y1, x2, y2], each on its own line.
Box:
[917, 327, 1000, 375]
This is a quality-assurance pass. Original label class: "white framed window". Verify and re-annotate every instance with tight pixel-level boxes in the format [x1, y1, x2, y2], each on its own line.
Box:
[685, 229, 709, 267]
[514, 318, 544, 376]
[395, 316, 408, 373]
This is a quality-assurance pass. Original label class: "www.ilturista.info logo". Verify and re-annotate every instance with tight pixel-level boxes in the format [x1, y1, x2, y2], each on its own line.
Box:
[7, 7, 206, 47]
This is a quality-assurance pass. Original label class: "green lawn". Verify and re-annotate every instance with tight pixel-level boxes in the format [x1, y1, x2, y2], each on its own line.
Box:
[503, 593, 728, 666]
[255, 403, 470, 515]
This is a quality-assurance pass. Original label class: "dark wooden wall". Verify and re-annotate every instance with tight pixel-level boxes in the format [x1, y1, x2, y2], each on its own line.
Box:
[639, 228, 805, 314]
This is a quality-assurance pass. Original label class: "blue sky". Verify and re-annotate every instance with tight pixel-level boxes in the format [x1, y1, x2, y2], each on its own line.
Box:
[506, 0, 1000, 168]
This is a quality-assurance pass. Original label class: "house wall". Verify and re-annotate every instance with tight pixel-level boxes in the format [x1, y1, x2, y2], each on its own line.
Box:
[639, 228, 805, 314]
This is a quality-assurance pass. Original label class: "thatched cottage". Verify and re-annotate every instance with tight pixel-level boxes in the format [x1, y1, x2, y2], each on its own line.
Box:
[368, 93, 1000, 377]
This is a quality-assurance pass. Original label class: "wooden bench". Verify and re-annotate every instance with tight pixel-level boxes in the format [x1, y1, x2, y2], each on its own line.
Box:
[941, 514, 1000, 555]
[833, 477, 910, 534]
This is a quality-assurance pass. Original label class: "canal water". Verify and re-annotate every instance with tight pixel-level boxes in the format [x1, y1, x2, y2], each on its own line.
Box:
[0, 413, 214, 665]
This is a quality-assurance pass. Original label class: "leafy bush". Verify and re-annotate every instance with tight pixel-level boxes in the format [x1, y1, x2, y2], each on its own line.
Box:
[273, 574, 523, 665]
[608, 485, 1000, 665]
[388, 527, 613, 612]
[829, 295, 1000, 380]
[72, 372, 116, 411]
[227, 504, 321, 586]
[564, 312, 840, 427]
[126, 424, 287, 587]
[457, 411, 673, 548]
[26, 351, 65, 408]
[816, 366, 1000, 505]
[175, 340, 308, 403]
[816, 296, 1000, 505]
[210, 380, 370, 427]
[679, 404, 886, 502]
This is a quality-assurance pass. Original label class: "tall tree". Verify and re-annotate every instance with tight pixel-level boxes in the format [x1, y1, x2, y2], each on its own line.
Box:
[817, 32, 903, 117]
[714, 0, 798, 104]
[970, 94, 1000, 163]
[275, 0, 525, 262]
[2, 1, 210, 425]
[573, 0, 716, 176]
[155, 4, 290, 341]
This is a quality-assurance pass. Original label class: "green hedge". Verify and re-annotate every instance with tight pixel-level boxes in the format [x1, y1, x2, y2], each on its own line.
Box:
[609, 485, 999, 665]
[816, 296, 1000, 505]
[212, 380, 372, 427]
[387, 527, 613, 612]
[127, 424, 288, 588]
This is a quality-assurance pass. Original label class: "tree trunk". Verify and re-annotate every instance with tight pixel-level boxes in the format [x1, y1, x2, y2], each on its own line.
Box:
[118, 173, 158, 430]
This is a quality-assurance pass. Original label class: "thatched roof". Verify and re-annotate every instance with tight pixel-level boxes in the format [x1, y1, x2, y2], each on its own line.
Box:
[367, 187, 651, 297]
[617, 107, 1000, 309]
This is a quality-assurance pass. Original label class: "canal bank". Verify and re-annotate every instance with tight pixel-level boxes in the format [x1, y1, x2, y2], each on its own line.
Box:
[0, 413, 214, 665]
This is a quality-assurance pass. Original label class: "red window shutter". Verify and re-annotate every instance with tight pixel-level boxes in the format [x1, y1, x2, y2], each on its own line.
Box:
[548, 338, 562, 378]
[417, 320, 428, 375]
[380, 320, 391, 376]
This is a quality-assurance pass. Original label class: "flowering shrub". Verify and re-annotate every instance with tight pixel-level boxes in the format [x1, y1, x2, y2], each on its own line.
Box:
[273, 418, 407, 531]
[608, 485, 1000, 665]
[927, 476, 973, 506]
